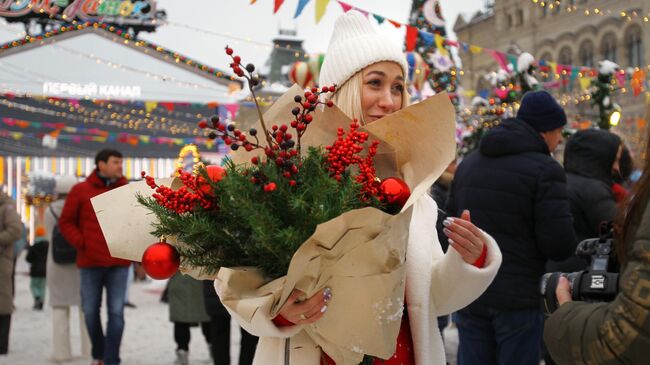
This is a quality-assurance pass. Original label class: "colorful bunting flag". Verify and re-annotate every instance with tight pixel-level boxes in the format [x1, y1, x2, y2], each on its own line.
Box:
[388, 19, 402, 28]
[315, 0, 330, 23]
[469, 45, 482, 54]
[337, 0, 352, 12]
[488, 50, 508, 71]
[434, 34, 448, 56]
[294, 0, 310, 18]
[418, 30, 433, 46]
[373, 14, 385, 24]
[274, 0, 285, 14]
[405, 26, 418, 52]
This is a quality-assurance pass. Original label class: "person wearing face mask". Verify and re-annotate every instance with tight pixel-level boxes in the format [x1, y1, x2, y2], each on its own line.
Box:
[213, 10, 502, 365]
[547, 129, 623, 274]
[445, 90, 577, 365]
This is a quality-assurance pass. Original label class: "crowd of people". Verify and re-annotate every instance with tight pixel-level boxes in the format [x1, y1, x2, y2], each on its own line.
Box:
[0, 9, 649, 365]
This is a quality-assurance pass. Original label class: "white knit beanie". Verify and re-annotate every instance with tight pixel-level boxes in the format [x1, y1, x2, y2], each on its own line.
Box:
[319, 10, 408, 89]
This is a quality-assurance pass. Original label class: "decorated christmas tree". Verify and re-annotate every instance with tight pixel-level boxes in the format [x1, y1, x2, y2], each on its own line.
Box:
[408, 0, 459, 104]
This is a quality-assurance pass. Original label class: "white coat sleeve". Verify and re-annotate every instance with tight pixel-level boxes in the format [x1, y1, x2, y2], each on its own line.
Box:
[414, 195, 502, 316]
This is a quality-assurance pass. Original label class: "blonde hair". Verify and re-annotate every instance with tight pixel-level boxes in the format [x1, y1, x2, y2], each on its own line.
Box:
[330, 64, 410, 125]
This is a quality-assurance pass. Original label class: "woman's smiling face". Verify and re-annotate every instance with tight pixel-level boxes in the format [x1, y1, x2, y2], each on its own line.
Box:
[360, 61, 405, 124]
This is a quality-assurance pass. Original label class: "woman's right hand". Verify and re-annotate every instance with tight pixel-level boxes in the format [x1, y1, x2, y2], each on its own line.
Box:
[277, 287, 332, 325]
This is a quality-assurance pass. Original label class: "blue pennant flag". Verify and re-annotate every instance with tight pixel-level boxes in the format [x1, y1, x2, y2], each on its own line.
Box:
[294, 0, 310, 18]
[419, 30, 434, 46]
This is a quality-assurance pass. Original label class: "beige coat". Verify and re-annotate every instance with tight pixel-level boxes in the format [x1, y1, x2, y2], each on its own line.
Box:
[216, 195, 502, 364]
[0, 192, 23, 314]
[45, 199, 82, 307]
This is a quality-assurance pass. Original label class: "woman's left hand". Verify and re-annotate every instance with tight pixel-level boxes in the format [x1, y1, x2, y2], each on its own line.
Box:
[443, 210, 485, 264]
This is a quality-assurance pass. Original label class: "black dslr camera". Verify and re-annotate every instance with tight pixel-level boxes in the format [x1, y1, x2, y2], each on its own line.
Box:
[540, 223, 619, 314]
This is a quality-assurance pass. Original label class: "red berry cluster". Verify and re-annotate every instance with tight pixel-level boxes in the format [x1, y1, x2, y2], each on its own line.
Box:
[325, 122, 381, 198]
[142, 171, 214, 214]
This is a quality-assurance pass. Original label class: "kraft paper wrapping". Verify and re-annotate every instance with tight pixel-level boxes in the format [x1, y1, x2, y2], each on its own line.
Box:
[92, 84, 456, 363]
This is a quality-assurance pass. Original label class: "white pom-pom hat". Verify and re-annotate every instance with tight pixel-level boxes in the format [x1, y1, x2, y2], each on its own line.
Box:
[318, 10, 408, 89]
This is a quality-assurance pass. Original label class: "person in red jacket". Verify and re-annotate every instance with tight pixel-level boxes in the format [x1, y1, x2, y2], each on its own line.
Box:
[58, 149, 130, 365]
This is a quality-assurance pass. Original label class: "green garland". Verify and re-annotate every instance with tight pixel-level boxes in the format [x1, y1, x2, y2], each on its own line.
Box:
[137, 147, 383, 279]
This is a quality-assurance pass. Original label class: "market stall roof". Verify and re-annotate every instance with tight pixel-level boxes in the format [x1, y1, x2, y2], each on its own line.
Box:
[0, 25, 249, 157]
[0, 25, 240, 104]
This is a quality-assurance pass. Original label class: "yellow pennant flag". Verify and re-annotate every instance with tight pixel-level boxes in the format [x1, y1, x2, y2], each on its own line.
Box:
[145, 101, 158, 113]
[315, 0, 330, 23]
[463, 90, 477, 97]
[578, 76, 592, 91]
[548, 62, 558, 77]
[11, 132, 23, 140]
[434, 34, 448, 56]
[139, 135, 150, 144]
[469, 45, 483, 54]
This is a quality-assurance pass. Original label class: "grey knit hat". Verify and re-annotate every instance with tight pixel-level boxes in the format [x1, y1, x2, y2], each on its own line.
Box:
[318, 10, 408, 88]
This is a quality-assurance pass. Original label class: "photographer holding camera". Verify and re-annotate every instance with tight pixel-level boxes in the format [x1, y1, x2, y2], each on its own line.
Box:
[544, 134, 650, 364]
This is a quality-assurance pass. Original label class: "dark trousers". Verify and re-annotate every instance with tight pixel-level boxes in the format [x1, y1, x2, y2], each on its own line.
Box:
[209, 315, 258, 365]
[456, 306, 544, 365]
[0, 314, 10, 354]
[174, 322, 210, 351]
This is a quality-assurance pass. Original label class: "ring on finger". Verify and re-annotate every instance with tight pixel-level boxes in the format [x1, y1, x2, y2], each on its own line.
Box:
[299, 313, 307, 320]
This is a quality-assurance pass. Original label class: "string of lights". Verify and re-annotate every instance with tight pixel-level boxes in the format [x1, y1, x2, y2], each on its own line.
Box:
[530, 0, 650, 23]
[0, 96, 203, 136]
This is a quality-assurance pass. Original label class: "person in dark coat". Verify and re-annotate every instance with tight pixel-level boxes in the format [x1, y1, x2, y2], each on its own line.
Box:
[203, 280, 258, 365]
[25, 237, 48, 310]
[547, 129, 622, 273]
[446, 90, 577, 365]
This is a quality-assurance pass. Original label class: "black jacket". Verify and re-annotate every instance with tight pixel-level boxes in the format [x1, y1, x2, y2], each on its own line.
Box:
[548, 129, 620, 273]
[446, 118, 576, 310]
[202, 280, 229, 317]
[26, 240, 48, 277]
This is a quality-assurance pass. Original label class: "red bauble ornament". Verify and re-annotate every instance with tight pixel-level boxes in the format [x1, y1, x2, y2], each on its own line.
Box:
[197, 165, 226, 196]
[141, 238, 180, 280]
[380, 177, 411, 208]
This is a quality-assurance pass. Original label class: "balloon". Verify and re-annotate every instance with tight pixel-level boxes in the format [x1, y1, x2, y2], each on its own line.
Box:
[406, 52, 430, 91]
[307, 54, 325, 85]
[288, 61, 314, 89]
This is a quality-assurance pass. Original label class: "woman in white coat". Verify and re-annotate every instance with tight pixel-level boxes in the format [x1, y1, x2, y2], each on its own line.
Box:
[215, 10, 502, 365]
[45, 175, 91, 362]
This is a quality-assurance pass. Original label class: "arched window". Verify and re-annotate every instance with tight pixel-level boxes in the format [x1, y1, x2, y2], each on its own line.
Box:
[578, 40, 594, 67]
[558, 46, 572, 65]
[600, 33, 617, 63]
[625, 25, 643, 67]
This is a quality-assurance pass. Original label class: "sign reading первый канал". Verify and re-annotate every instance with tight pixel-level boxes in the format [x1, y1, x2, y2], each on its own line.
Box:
[0, 0, 165, 34]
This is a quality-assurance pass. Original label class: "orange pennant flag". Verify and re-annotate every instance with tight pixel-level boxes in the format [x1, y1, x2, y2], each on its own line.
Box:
[250, 0, 257, 4]
[388, 19, 402, 28]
